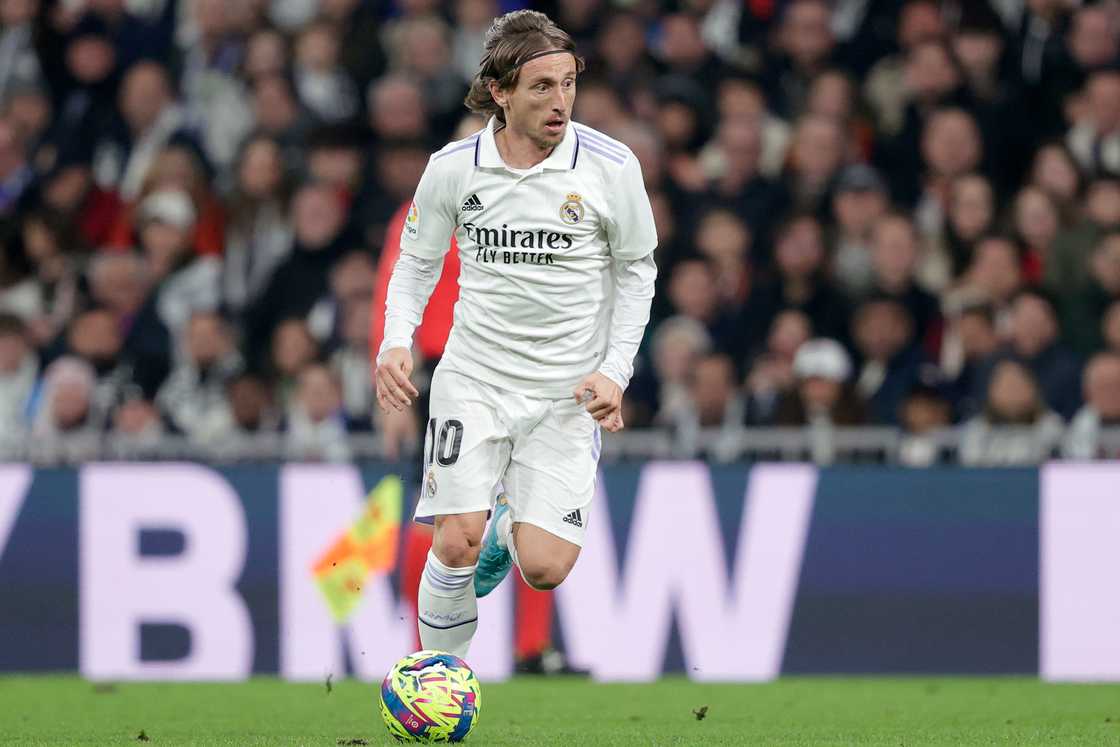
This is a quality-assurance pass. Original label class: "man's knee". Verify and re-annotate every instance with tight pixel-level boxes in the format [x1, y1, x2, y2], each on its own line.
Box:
[432, 515, 485, 567]
[520, 558, 575, 590]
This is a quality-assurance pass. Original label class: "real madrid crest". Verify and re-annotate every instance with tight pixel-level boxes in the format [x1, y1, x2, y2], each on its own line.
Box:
[426, 469, 438, 497]
[560, 192, 584, 225]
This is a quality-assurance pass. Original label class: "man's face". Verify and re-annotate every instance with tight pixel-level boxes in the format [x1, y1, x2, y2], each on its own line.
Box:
[493, 52, 578, 151]
[1011, 295, 1058, 357]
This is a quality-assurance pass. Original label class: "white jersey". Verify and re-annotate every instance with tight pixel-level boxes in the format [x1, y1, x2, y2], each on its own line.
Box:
[401, 116, 657, 398]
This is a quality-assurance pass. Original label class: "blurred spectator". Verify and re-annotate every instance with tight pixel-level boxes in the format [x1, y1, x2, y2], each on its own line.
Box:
[243, 28, 288, 83]
[285, 362, 350, 462]
[30, 355, 102, 441]
[106, 144, 226, 257]
[936, 173, 996, 280]
[868, 213, 942, 353]
[0, 313, 35, 438]
[1066, 69, 1120, 177]
[945, 301, 1002, 420]
[1064, 352, 1120, 459]
[716, 76, 791, 178]
[851, 297, 922, 425]
[960, 358, 1065, 466]
[95, 61, 187, 201]
[134, 187, 221, 343]
[86, 250, 170, 397]
[367, 74, 428, 143]
[331, 295, 373, 430]
[1061, 230, 1120, 352]
[222, 135, 293, 319]
[0, 117, 31, 216]
[1030, 141, 1083, 216]
[693, 209, 751, 308]
[251, 74, 315, 165]
[246, 182, 349, 367]
[390, 16, 466, 139]
[61, 306, 134, 413]
[588, 11, 657, 95]
[744, 309, 811, 425]
[897, 366, 954, 467]
[1104, 299, 1120, 356]
[1006, 288, 1082, 419]
[293, 21, 358, 124]
[907, 107, 983, 219]
[762, 0, 835, 119]
[626, 315, 712, 429]
[0, 0, 43, 102]
[1013, 186, 1062, 283]
[744, 213, 849, 347]
[701, 116, 789, 254]
[156, 310, 243, 439]
[864, 0, 945, 136]
[1049, 176, 1120, 298]
[664, 257, 737, 352]
[672, 352, 744, 460]
[110, 396, 165, 442]
[451, 0, 497, 84]
[830, 164, 889, 299]
[306, 125, 364, 195]
[269, 317, 318, 408]
[229, 371, 278, 430]
[15, 209, 79, 346]
[774, 338, 867, 427]
[955, 235, 1025, 329]
[178, 0, 253, 173]
[785, 114, 846, 215]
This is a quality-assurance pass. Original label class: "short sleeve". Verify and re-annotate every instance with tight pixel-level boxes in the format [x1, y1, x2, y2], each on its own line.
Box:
[604, 154, 658, 261]
[400, 156, 458, 260]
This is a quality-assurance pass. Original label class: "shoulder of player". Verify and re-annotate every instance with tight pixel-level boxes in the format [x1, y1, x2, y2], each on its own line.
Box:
[572, 123, 635, 176]
[427, 129, 484, 168]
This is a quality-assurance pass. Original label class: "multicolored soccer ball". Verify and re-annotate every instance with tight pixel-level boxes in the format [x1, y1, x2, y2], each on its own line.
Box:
[379, 650, 482, 742]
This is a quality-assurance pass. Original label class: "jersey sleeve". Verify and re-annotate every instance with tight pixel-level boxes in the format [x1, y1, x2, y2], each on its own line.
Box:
[604, 154, 658, 261]
[400, 156, 458, 259]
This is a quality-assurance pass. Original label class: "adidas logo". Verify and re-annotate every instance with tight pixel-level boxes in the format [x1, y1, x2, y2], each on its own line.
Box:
[562, 509, 583, 528]
[461, 193, 484, 212]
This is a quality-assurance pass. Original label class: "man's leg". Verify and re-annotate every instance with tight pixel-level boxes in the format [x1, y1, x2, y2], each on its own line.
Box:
[417, 511, 487, 657]
[508, 522, 580, 590]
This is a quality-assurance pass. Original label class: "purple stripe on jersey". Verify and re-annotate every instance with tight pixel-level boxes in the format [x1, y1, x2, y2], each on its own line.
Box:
[473, 136, 481, 166]
[432, 137, 479, 160]
[581, 142, 627, 165]
[573, 126, 626, 154]
[571, 132, 580, 169]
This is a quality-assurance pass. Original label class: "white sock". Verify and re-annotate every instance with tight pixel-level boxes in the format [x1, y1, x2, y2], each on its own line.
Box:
[417, 550, 478, 658]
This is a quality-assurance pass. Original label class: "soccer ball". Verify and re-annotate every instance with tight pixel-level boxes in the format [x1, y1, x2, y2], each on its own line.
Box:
[379, 650, 482, 742]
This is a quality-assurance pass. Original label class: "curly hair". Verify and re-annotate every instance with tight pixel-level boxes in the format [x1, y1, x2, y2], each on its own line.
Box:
[464, 10, 585, 123]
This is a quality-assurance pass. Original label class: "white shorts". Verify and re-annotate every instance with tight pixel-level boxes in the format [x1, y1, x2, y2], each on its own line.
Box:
[414, 367, 601, 546]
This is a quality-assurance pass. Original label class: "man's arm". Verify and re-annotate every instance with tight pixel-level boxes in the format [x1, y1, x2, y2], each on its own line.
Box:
[379, 253, 445, 361]
[599, 253, 657, 390]
[574, 152, 658, 431]
[376, 155, 457, 413]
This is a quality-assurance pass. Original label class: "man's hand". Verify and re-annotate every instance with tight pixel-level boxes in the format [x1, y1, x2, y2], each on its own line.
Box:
[376, 347, 420, 413]
[574, 372, 623, 431]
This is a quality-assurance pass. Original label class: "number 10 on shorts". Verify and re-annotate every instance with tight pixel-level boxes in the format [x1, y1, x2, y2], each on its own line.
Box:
[426, 418, 464, 467]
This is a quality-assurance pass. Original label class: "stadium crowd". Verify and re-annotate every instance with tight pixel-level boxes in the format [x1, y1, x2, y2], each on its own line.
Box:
[1, 0, 1119, 464]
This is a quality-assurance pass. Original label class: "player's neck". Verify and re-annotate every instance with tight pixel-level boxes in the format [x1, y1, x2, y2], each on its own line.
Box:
[494, 124, 555, 169]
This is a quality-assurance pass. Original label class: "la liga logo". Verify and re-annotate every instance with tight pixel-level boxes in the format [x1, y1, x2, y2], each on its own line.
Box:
[405, 202, 419, 237]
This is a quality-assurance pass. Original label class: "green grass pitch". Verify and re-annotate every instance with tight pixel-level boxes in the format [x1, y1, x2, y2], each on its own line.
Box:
[2, 675, 1119, 745]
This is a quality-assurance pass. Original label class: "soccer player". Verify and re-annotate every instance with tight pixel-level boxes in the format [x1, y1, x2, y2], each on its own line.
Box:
[375, 10, 657, 658]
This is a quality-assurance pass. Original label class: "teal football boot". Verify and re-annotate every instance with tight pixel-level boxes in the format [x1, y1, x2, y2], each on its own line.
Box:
[474, 495, 513, 597]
